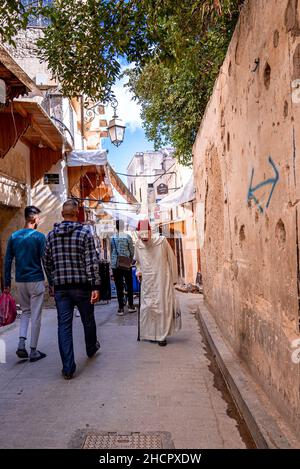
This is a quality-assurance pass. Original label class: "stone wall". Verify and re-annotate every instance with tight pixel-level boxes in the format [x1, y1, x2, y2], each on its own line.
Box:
[193, 0, 300, 432]
[6, 28, 55, 86]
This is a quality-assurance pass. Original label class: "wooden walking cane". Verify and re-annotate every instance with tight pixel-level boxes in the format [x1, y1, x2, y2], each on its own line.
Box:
[137, 279, 141, 341]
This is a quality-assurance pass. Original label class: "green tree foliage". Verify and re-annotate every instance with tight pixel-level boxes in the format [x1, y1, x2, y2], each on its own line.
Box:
[125, 1, 242, 163]
[0, 0, 243, 163]
[36, 1, 151, 102]
[0, 1, 31, 46]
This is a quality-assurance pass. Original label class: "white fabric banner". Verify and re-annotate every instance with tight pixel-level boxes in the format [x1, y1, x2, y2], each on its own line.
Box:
[158, 174, 196, 208]
[67, 150, 107, 167]
[101, 207, 144, 229]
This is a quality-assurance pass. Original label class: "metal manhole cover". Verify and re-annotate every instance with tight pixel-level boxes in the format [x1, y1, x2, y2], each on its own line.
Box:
[82, 432, 171, 449]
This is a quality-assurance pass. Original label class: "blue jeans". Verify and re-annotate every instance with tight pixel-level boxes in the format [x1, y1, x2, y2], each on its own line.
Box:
[55, 289, 98, 375]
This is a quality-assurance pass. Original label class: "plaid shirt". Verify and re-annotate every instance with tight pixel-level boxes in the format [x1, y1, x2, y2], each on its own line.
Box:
[43, 221, 100, 291]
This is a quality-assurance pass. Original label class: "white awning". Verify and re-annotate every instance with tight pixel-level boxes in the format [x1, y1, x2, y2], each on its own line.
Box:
[101, 207, 144, 229]
[67, 149, 107, 167]
[158, 174, 196, 208]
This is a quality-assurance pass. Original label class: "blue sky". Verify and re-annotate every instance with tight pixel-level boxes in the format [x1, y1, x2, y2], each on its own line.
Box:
[103, 127, 154, 183]
[102, 65, 155, 184]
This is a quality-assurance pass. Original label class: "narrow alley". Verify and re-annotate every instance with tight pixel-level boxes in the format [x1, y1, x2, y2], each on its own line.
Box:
[0, 294, 253, 449]
[2, 0, 300, 459]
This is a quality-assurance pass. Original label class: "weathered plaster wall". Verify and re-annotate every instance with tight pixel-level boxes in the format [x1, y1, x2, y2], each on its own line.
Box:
[0, 141, 31, 288]
[193, 0, 300, 431]
[0, 141, 30, 184]
[180, 204, 199, 284]
[31, 159, 68, 235]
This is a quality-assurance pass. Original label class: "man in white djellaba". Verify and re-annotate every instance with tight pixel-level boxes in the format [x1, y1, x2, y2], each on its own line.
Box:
[135, 219, 181, 346]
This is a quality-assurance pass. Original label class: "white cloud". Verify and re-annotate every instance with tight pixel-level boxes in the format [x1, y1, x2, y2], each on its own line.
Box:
[106, 65, 143, 132]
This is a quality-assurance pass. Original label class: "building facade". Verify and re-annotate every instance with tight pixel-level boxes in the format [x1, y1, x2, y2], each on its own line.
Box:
[5, 25, 110, 234]
[0, 44, 68, 290]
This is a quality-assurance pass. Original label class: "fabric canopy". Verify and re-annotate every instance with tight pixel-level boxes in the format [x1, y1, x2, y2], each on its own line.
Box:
[101, 207, 145, 229]
[158, 174, 196, 208]
[67, 149, 107, 167]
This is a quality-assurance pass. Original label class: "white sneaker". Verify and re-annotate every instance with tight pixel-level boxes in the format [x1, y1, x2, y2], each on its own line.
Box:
[128, 306, 136, 313]
[117, 309, 124, 316]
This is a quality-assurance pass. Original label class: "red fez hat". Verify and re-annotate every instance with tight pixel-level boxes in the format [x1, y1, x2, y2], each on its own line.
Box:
[137, 219, 151, 231]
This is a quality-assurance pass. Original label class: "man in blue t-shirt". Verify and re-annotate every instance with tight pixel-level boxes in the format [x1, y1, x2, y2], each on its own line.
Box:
[110, 219, 136, 316]
[4, 206, 46, 362]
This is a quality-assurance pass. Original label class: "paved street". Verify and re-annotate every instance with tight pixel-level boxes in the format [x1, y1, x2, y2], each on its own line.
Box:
[0, 293, 251, 449]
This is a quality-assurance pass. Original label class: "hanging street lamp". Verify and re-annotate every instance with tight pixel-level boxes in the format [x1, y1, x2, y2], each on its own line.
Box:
[84, 96, 126, 147]
[107, 97, 126, 147]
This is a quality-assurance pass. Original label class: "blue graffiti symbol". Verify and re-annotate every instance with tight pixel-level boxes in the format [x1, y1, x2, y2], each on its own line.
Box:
[247, 157, 279, 213]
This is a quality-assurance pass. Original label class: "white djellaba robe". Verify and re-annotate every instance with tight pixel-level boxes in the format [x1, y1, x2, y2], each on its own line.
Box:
[134, 235, 181, 342]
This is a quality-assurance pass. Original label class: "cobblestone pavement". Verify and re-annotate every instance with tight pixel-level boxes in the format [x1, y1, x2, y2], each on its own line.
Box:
[0, 293, 251, 449]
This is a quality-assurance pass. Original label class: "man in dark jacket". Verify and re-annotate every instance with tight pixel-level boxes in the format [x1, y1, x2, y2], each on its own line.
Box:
[43, 199, 101, 380]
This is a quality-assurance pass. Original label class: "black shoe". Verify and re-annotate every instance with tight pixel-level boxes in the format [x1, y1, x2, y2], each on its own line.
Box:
[158, 340, 167, 347]
[29, 351, 47, 362]
[87, 341, 100, 358]
[16, 348, 29, 359]
[62, 370, 73, 380]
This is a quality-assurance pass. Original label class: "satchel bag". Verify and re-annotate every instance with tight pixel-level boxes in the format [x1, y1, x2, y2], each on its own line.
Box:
[113, 238, 132, 270]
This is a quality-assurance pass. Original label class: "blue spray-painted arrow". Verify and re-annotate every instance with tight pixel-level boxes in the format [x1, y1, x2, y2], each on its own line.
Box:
[247, 157, 279, 213]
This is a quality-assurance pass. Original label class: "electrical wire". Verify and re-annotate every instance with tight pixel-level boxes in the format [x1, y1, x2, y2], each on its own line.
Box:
[99, 207, 139, 212]
[115, 164, 176, 180]
[115, 172, 166, 177]
[73, 196, 140, 206]
[153, 163, 176, 185]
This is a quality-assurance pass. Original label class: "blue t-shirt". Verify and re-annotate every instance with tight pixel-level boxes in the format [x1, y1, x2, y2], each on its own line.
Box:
[4, 229, 46, 286]
[110, 233, 134, 269]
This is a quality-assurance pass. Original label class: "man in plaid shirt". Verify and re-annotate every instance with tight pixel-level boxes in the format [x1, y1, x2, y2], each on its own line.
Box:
[43, 199, 101, 380]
